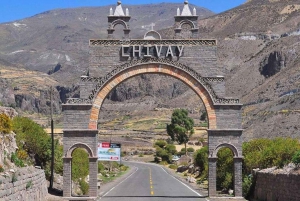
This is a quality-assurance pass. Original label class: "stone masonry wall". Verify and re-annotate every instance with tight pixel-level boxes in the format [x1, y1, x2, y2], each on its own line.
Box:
[0, 166, 48, 201]
[253, 167, 300, 201]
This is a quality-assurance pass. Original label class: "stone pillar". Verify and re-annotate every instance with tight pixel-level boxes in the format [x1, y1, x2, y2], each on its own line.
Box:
[208, 157, 217, 197]
[89, 157, 99, 197]
[234, 157, 243, 197]
[63, 157, 72, 197]
[192, 29, 198, 39]
[124, 29, 130, 39]
[107, 29, 114, 39]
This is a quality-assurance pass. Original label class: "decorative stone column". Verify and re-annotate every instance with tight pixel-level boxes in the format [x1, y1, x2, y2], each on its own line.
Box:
[63, 157, 72, 197]
[234, 157, 243, 197]
[208, 157, 217, 197]
[89, 157, 99, 197]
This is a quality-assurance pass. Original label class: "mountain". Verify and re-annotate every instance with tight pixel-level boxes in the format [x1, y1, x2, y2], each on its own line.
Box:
[199, 0, 300, 140]
[0, 3, 213, 84]
[1, 1, 300, 140]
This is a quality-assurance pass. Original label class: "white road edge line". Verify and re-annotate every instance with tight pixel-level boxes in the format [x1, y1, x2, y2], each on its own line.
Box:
[160, 166, 210, 201]
[99, 166, 138, 199]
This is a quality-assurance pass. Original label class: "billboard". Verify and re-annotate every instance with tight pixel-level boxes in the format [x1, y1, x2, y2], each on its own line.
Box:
[98, 142, 121, 161]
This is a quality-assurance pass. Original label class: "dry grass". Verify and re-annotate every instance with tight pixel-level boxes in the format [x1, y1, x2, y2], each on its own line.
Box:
[0, 65, 58, 96]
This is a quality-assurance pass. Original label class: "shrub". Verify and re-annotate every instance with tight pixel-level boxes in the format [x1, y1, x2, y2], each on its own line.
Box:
[187, 147, 195, 152]
[44, 142, 63, 179]
[217, 148, 234, 191]
[155, 140, 167, 148]
[242, 175, 254, 199]
[11, 152, 24, 167]
[72, 148, 89, 181]
[17, 149, 28, 160]
[194, 146, 208, 178]
[154, 156, 161, 163]
[12, 117, 51, 168]
[0, 165, 4, 172]
[292, 150, 300, 166]
[111, 161, 119, 169]
[243, 138, 300, 175]
[177, 151, 185, 156]
[0, 113, 12, 134]
[79, 180, 89, 195]
[120, 164, 129, 171]
[169, 164, 177, 170]
[159, 161, 168, 165]
[139, 153, 144, 157]
[98, 162, 105, 173]
[156, 147, 171, 163]
[165, 144, 177, 155]
[26, 180, 33, 189]
[11, 173, 17, 183]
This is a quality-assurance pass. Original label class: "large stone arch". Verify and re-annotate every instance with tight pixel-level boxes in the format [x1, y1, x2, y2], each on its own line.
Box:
[88, 63, 217, 130]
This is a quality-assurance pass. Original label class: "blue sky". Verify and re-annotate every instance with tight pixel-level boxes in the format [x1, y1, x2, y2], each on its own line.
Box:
[0, 0, 246, 23]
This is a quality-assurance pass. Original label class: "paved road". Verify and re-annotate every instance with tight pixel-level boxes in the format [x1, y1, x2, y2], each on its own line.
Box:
[98, 162, 207, 201]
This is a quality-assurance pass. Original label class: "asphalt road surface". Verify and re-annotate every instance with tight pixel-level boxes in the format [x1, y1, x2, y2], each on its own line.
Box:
[98, 161, 207, 201]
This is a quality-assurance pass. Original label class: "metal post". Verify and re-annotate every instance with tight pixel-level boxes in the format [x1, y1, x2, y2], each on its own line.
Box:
[50, 86, 54, 189]
[109, 132, 112, 172]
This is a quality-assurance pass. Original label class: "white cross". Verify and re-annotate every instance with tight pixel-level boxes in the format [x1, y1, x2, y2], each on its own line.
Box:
[150, 23, 155, 31]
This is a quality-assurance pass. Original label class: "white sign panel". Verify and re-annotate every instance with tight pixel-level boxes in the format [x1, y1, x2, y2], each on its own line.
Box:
[98, 142, 121, 161]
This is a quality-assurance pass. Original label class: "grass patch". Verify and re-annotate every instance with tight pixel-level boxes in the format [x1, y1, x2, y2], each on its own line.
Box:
[99, 166, 130, 184]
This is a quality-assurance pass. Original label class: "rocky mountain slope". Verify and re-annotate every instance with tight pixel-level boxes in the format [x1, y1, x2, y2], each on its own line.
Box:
[0, 1, 300, 140]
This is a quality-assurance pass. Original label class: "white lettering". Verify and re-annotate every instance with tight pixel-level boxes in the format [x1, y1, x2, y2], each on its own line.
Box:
[155, 45, 163, 57]
[121, 45, 184, 58]
[177, 46, 184, 57]
[166, 46, 174, 57]
[133, 45, 142, 57]
[144, 45, 152, 57]
[121, 45, 130, 57]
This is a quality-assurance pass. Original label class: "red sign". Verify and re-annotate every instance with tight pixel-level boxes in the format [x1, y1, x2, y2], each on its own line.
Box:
[101, 142, 110, 148]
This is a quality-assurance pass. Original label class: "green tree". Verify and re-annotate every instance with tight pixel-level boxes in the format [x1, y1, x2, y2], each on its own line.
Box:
[167, 109, 194, 155]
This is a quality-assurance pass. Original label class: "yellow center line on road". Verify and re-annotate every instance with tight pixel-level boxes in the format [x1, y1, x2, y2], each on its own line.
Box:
[149, 167, 154, 196]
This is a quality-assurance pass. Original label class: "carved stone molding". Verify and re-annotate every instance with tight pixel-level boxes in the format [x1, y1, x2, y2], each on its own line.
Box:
[204, 77, 225, 82]
[89, 39, 217, 46]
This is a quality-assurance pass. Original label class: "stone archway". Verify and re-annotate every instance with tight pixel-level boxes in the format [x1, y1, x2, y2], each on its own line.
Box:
[62, 60, 243, 199]
[62, 130, 98, 200]
[61, 1, 243, 200]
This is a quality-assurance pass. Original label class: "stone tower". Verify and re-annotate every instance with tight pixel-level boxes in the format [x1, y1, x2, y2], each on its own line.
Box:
[107, 1, 131, 39]
[174, 0, 199, 39]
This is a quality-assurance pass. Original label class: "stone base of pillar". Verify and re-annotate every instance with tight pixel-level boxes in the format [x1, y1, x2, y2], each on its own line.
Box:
[62, 197, 97, 201]
[208, 197, 246, 201]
